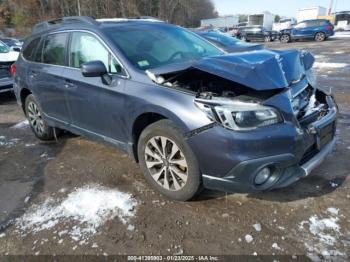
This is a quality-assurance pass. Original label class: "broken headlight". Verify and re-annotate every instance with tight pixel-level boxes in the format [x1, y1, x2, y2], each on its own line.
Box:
[195, 99, 283, 131]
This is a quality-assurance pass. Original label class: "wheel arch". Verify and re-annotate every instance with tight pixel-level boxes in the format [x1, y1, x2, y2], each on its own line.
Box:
[130, 108, 191, 162]
[20, 88, 32, 113]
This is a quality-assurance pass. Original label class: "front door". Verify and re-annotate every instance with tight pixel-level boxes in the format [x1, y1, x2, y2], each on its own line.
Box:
[63, 31, 129, 142]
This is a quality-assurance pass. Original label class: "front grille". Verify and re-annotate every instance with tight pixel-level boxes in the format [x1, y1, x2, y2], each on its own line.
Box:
[0, 62, 13, 79]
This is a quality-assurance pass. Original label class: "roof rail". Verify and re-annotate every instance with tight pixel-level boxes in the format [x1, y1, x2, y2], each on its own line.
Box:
[32, 16, 98, 34]
[97, 16, 164, 23]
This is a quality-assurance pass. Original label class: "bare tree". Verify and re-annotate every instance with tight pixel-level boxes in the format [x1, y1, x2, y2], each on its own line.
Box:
[1, 0, 217, 35]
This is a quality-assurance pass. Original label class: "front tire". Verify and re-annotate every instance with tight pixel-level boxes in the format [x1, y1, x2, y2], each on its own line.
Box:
[280, 34, 290, 43]
[137, 120, 201, 201]
[315, 32, 326, 42]
[264, 36, 271, 42]
[25, 94, 55, 141]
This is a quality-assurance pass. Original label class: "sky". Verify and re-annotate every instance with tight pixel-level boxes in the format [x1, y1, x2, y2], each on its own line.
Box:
[212, 0, 350, 17]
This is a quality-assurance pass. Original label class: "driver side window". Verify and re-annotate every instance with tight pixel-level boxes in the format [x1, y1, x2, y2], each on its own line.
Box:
[295, 22, 306, 29]
[69, 32, 125, 75]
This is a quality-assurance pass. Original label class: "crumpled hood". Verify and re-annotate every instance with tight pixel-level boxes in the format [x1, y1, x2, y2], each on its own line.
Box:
[191, 49, 314, 91]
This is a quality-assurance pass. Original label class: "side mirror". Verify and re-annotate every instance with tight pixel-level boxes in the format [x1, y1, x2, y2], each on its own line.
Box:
[81, 60, 108, 77]
[12, 47, 21, 52]
[81, 60, 112, 85]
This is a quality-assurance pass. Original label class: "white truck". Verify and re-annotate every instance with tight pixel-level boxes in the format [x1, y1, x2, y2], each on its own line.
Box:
[200, 16, 239, 29]
[297, 6, 327, 22]
[272, 18, 297, 31]
[248, 11, 275, 30]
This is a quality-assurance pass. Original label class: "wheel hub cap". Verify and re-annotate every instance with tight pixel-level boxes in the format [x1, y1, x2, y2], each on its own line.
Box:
[144, 136, 188, 191]
[27, 101, 44, 135]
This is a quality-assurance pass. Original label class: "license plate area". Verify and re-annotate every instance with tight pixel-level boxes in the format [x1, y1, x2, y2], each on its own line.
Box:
[316, 121, 335, 150]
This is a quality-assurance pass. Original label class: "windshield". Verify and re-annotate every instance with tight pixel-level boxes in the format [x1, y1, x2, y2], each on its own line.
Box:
[0, 41, 10, 53]
[202, 32, 240, 46]
[104, 24, 223, 70]
[1, 39, 21, 46]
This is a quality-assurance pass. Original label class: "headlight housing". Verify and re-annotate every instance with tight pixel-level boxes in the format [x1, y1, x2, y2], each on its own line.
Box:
[195, 98, 283, 131]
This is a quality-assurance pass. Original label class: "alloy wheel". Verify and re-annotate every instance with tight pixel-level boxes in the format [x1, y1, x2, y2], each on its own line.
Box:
[144, 136, 188, 191]
[281, 35, 290, 43]
[27, 101, 44, 136]
[315, 32, 325, 42]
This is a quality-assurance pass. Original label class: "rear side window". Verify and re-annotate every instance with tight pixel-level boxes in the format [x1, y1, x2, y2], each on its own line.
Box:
[22, 38, 40, 61]
[42, 33, 68, 66]
[34, 38, 44, 62]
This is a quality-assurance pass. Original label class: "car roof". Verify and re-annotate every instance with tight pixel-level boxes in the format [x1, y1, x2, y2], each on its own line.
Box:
[30, 16, 166, 37]
[299, 19, 329, 23]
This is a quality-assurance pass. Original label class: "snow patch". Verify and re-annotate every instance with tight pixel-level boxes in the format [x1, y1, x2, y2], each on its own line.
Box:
[0, 136, 19, 148]
[314, 62, 348, 69]
[245, 234, 253, 243]
[253, 223, 261, 232]
[11, 120, 29, 129]
[327, 207, 339, 216]
[272, 243, 281, 250]
[299, 209, 344, 258]
[0, 233, 5, 238]
[15, 185, 137, 241]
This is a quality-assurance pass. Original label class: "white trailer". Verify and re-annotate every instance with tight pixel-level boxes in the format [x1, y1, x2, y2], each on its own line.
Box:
[297, 6, 327, 22]
[248, 11, 275, 30]
[200, 15, 239, 28]
[272, 18, 297, 31]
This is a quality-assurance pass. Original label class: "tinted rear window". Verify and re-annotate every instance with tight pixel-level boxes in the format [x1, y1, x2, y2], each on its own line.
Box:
[23, 38, 40, 61]
[42, 33, 68, 66]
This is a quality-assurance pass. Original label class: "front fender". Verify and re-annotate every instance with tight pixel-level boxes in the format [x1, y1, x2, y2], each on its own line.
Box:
[125, 81, 212, 141]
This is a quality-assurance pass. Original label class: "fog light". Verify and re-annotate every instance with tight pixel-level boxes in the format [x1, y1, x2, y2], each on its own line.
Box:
[254, 167, 271, 185]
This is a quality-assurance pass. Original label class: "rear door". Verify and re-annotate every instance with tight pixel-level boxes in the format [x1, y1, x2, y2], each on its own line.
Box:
[63, 31, 128, 142]
[27, 33, 70, 124]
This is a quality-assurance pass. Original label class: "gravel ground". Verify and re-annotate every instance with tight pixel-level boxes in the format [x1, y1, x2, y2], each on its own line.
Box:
[0, 37, 349, 260]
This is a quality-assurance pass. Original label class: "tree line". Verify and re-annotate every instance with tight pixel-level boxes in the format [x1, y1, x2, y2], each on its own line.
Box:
[0, 0, 218, 36]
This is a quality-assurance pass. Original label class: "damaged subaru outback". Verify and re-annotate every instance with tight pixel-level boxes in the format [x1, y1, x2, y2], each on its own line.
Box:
[13, 17, 338, 201]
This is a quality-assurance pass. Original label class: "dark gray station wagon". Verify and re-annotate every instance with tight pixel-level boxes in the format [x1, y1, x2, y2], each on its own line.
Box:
[13, 17, 337, 201]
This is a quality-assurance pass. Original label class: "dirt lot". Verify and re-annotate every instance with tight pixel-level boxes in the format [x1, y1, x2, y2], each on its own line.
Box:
[0, 37, 350, 260]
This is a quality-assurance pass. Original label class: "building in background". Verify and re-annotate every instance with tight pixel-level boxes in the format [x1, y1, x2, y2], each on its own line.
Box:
[297, 6, 327, 22]
[200, 15, 239, 29]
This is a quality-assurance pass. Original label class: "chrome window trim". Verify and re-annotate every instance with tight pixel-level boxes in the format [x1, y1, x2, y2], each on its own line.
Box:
[21, 29, 130, 79]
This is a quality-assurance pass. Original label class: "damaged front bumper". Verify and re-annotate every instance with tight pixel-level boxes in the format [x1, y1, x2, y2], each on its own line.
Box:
[187, 94, 338, 193]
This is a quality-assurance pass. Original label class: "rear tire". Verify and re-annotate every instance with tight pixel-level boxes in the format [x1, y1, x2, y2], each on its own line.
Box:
[280, 34, 290, 43]
[315, 32, 326, 42]
[25, 94, 55, 141]
[137, 120, 201, 201]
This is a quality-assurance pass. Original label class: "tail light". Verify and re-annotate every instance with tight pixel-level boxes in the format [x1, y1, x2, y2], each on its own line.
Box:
[10, 63, 17, 76]
[327, 25, 334, 30]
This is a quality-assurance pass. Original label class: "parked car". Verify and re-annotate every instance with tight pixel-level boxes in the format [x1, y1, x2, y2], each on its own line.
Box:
[14, 17, 337, 201]
[239, 26, 279, 42]
[0, 40, 19, 93]
[280, 19, 334, 43]
[194, 30, 264, 52]
[0, 38, 22, 51]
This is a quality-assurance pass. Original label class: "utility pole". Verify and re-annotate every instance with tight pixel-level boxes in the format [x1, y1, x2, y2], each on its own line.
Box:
[77, 0, 81, 16]
[328, 0, 334, 15]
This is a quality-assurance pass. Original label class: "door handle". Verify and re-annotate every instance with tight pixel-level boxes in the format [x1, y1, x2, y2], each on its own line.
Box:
[64, 80, 77, 89]
[29, 71, 37, 79]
